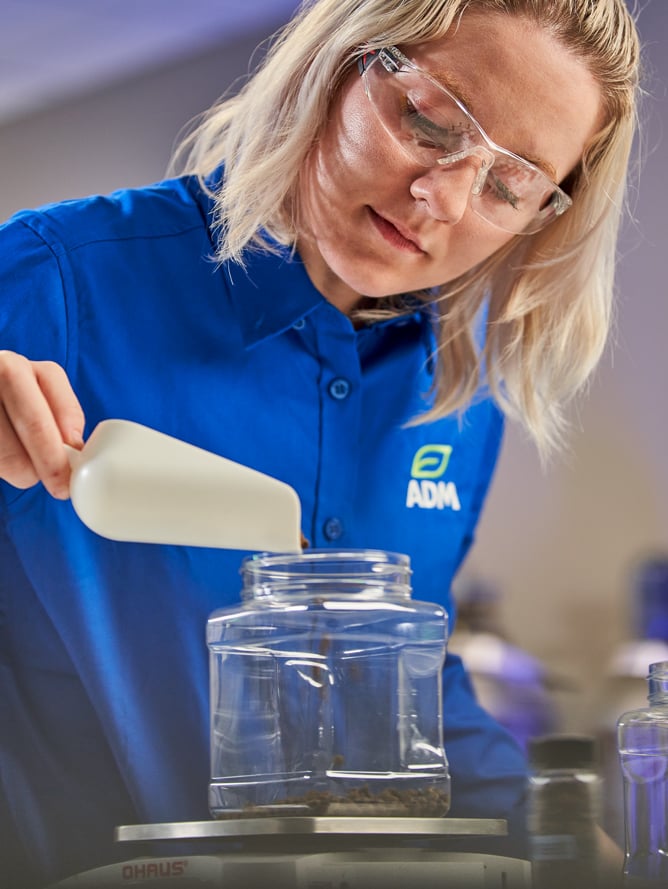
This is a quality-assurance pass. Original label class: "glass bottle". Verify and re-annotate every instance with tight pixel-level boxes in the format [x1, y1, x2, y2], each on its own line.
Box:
[527, 734, 601, 889]
[206, 549, 451, 819]
[617, 660, 668, 887]
[598, 558, 668, 848]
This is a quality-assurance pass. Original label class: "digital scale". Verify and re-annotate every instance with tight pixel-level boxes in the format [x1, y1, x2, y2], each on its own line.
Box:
[47, 817, 531, 888]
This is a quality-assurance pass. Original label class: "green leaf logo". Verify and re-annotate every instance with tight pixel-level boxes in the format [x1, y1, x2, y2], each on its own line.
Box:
[411, 445, 453, 479]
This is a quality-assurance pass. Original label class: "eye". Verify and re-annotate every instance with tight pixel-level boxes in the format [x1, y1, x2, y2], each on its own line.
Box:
[400, 96, 462, 153]
[401, 98, 442, 147]
[486, 173, 520, 209]
[484, 158, 543, 211]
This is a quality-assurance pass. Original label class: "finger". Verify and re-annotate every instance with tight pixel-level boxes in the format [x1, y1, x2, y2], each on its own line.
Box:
[0, 400, 41, 490]
[33, 361, 85, 447]
[0, 354, 75, 498]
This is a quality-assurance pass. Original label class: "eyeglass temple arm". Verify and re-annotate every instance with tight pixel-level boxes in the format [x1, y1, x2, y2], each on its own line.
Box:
[357, 46, 405, 76]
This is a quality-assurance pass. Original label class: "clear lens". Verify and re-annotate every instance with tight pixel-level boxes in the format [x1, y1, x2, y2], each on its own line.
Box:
[362, 52, 570, 235]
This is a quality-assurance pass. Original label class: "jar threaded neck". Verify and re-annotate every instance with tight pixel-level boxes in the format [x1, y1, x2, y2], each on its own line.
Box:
[648, 660, 668, 705]
[241, 549, 412, 600]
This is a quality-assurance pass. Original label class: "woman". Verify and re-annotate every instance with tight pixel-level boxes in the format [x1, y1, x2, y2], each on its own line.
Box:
[0, 1, 640, 886]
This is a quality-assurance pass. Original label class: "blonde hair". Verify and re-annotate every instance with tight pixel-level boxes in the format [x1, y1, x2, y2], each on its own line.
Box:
[170, 0, 641, 457]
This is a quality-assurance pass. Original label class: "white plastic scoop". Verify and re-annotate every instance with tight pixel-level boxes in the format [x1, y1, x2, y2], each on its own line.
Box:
[65, 419, 302, 552]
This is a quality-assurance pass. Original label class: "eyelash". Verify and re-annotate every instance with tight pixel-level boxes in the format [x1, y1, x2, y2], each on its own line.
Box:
[400, 96, 522, 209]
[487, 175, 520, 209]
[402, 98, 456, 145]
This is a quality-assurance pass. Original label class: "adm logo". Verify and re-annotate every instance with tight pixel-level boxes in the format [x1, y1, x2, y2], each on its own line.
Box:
[406, 444, 461, 511]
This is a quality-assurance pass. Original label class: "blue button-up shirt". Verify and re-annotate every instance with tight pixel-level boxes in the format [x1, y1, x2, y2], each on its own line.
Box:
[0, 175, 527, 887]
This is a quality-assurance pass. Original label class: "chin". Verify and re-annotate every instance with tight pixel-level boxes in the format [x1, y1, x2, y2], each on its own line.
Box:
[330, 263, 419, 300]
[315, 240, 441, 304]
[356, 275, 436, 301]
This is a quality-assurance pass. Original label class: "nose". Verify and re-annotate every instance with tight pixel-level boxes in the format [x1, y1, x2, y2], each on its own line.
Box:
[409, 161, 484, 224]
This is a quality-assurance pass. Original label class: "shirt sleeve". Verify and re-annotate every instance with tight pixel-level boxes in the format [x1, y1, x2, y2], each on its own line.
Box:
[442, 651, 529, 856]
[0, 213, 72, 367]
[0, 213, 74, 508]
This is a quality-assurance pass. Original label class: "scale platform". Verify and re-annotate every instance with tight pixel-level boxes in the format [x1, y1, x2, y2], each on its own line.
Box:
[116, 815, 508, 843]
[47, 818, 531, 888]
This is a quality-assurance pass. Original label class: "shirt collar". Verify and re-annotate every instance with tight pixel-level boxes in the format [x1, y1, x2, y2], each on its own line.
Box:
[186, 171, 326, 347]
[187, 170, 432, 350]
[223, 245, 327, 348]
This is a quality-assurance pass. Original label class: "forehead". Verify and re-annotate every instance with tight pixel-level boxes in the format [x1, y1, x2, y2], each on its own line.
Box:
[403, 12, 603, 182]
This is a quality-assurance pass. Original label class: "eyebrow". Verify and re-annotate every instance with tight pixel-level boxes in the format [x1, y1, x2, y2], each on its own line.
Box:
[429, 66, 558, 181]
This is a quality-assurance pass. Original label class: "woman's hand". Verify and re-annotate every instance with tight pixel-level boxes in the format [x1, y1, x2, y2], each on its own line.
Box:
[0, 351, 85, 499]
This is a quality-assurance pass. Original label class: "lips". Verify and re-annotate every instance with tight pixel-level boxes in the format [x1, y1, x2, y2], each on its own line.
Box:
[368, 207, 425, 254]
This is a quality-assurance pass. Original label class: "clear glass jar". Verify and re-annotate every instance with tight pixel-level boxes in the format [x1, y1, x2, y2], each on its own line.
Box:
[207, 549, 450, 818]
[617, 660, 668, 887]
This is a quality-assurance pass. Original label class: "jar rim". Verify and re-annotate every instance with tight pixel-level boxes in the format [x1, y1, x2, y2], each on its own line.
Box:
[241, 549, 413, 598]
[243, 548, 411, 570]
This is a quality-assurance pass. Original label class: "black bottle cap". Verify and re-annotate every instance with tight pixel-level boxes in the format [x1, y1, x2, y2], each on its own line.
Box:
[528, 734, 598, 771]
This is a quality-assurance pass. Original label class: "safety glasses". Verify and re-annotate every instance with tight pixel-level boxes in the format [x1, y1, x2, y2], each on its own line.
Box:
[358, 46, 573, 234]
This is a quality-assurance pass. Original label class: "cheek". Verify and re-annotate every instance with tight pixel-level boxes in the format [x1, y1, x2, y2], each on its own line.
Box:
[320, 86, 398, 184]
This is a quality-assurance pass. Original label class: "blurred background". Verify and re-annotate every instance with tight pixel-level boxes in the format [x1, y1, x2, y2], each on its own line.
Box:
[1, 0, 666, 844]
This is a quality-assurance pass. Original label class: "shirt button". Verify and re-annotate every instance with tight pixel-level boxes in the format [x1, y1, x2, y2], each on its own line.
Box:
[328, 377, 351, 400]
[293, 318, 306, 330]
[323, 516, 345, 541]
